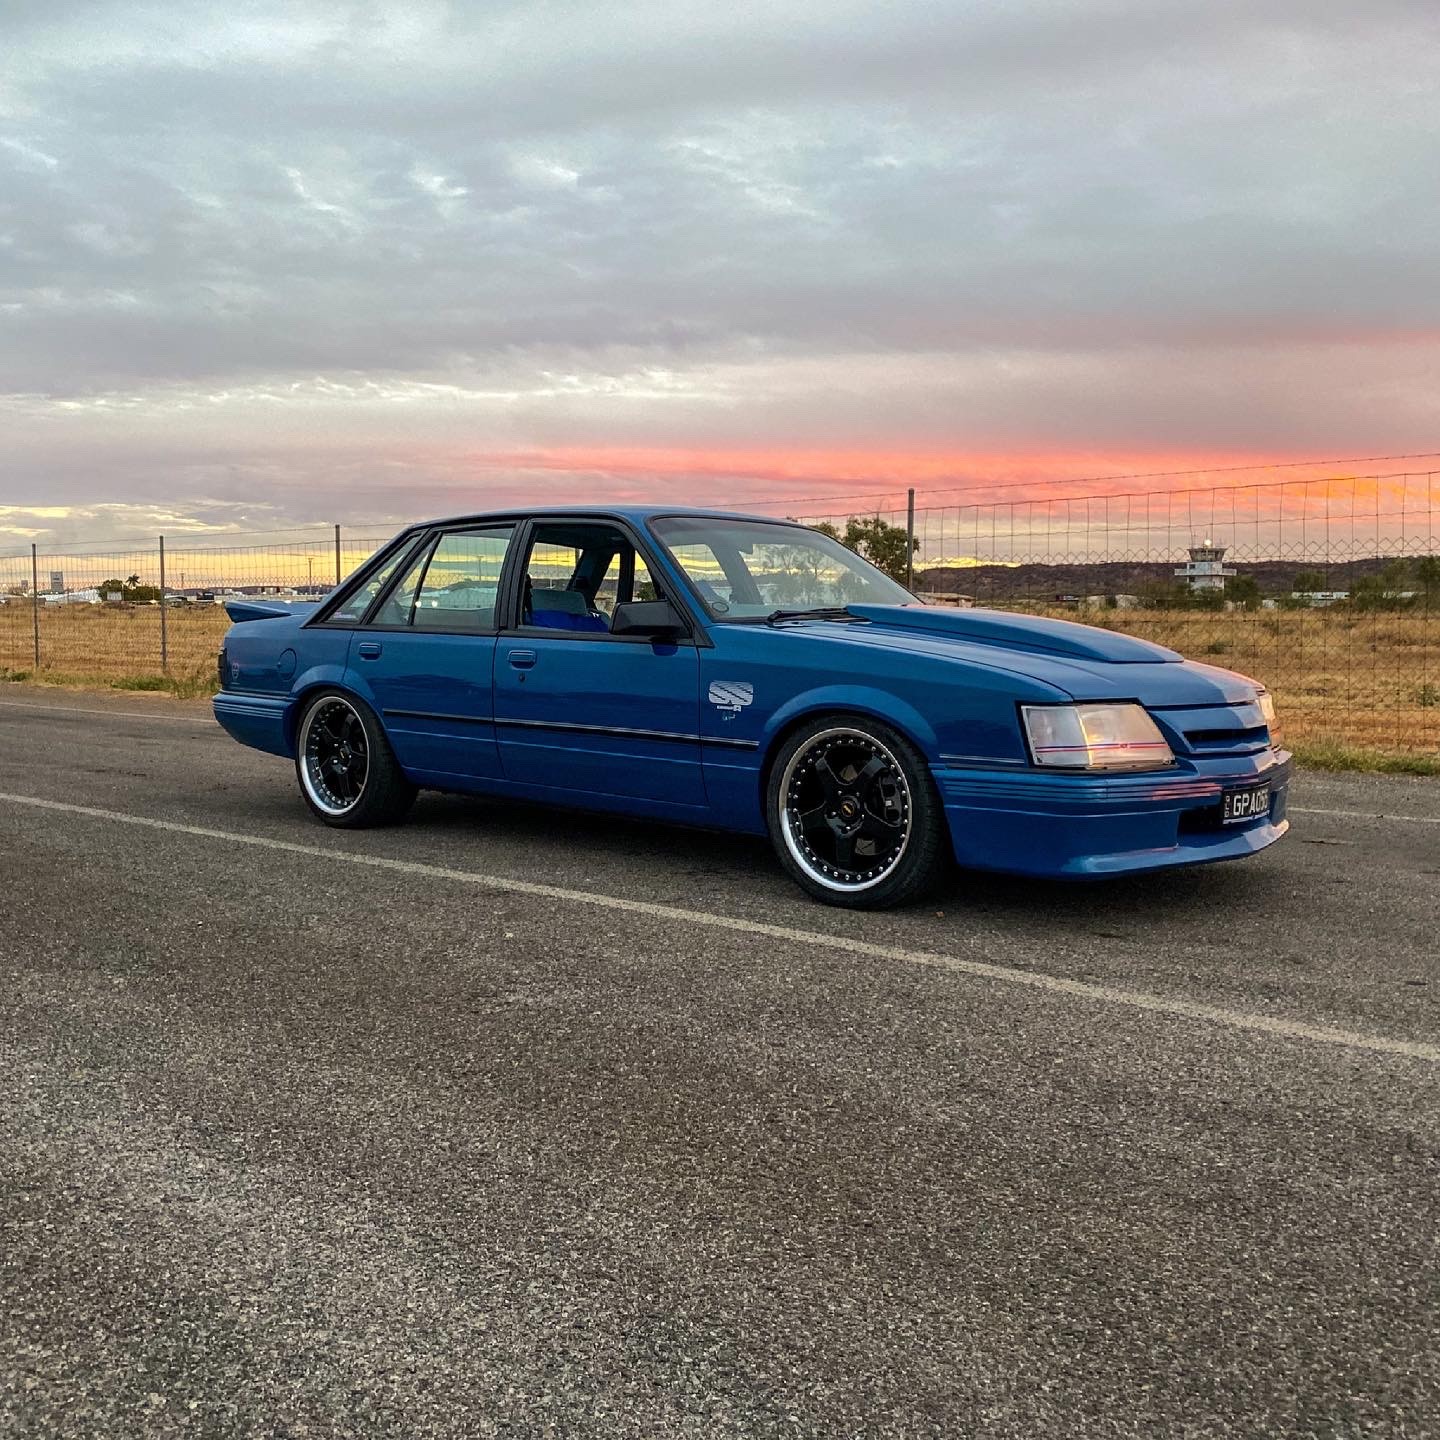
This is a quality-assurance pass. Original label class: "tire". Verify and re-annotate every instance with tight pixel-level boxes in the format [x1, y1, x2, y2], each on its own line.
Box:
[294, 688, 417, 829]
[765, 713, 949, 909]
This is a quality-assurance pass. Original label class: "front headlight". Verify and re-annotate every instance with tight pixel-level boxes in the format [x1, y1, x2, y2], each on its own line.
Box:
[1257, 689, 1281, 746]
[1021, 703, 1175, 771]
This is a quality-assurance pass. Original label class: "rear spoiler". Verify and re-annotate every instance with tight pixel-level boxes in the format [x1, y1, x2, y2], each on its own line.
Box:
[223, 599, 320, 623]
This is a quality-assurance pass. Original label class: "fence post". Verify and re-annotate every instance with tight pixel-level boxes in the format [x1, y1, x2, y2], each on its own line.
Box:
[31, 543, 40, 670]
[334, 524, 342, 587]
[158, 535, 169, 675]
[906, 488, 916, 591]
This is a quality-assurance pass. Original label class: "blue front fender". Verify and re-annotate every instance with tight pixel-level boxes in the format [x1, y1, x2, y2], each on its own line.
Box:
[698, 684, 945, 837]
[759, 684, 941, 759]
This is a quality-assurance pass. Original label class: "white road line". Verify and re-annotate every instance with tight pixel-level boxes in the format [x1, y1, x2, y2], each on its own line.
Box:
[1291, 806, 1440, 825]
[0, 699, 215, 726]
[3, 790, 1437, 1065]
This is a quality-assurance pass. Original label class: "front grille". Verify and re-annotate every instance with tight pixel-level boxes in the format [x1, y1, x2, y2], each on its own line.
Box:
[1182, 724, 1271, 755]
[1152, 702, 1271, 759]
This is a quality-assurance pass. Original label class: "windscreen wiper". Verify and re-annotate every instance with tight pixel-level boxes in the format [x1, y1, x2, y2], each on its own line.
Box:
[764, 606, 863, 625]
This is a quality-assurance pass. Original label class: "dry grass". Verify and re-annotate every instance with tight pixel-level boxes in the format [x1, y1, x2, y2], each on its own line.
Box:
[3, 600, 1438, 759]
[1018, 605, 1440, 755]
[0, 604, 227, 694]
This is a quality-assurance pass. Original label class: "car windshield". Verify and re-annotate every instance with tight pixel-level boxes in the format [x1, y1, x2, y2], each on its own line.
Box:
[650, 516, 912, 619]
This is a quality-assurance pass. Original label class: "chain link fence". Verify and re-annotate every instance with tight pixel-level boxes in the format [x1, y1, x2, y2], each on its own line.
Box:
[1, 474, 1437, 753]
[766, 470, 1440, 756]
[0, 527, 397, 694]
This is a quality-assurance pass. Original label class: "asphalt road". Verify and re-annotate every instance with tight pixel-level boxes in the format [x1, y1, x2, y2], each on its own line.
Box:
[1, 687, 1437, 1438]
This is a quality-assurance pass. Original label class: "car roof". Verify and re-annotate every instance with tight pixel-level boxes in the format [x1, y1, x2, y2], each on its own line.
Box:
[407, 505, 808, 532]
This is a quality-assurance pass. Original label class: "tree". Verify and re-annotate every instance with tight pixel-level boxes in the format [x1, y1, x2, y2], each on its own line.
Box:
[1137, 580, 1189, 610]
[1414, 555, 1440, 605]
[1291, 569, 1327, 594]
[810, 515, 918, 585]
[97, 576, 162, 604]
[1226, 575, 1262, 611]
[1349, 559, 1413, 612]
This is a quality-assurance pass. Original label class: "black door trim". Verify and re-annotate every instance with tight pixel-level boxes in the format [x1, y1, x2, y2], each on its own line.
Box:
[493, 716, 758, 749]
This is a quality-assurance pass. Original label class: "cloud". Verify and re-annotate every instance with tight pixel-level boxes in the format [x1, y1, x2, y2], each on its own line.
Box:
[2, 0, 1440, 541]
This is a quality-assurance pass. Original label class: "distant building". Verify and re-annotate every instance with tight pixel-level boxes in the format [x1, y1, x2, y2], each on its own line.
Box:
[1175, 540, 1236, 593]
[49, 570, 64, 595]
[1290, 590, 1349, 608]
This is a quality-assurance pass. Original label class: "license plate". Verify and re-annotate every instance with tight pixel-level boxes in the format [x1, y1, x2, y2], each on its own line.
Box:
[1222, 784, 1271, 825]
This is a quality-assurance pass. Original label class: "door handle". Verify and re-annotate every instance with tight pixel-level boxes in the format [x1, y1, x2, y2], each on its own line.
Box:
[508, 649, 538, 670]
[357, 641, 382, 659]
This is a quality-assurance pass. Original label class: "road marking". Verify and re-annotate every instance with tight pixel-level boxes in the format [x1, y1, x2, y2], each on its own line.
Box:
[0, 700, 215, 726]
[1291, 806, 1440, 826]
[2, 790, 1437, 1065]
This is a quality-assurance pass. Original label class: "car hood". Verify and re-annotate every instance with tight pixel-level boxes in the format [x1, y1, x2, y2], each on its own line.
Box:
[848, 604, 1180, 664]
[819, 604, 1260, 705]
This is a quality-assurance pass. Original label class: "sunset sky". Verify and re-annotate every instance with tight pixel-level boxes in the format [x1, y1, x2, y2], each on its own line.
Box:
[3, 0, 1440, 549]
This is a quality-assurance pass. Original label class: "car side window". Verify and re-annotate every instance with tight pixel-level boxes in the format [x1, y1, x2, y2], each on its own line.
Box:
[371, 541, 435, 627]
[662, 540, 737, 613]
[593, 550, 657, 615]
[327, 544, 411, 625]
[520, 523, 664, 635]
[372, 527, 514, 631]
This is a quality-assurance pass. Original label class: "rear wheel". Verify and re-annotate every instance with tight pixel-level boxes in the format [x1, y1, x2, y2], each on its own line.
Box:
[295, 689, 416, 828]
[766, 714, 948, 909]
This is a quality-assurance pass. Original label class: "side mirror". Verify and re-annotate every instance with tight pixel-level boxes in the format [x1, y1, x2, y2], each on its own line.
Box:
[610, 599, 684, 638]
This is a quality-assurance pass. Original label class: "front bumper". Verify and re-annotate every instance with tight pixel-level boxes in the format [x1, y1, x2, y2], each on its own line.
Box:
[934, 750, 1292, 879]
[213, 691, 294, 758]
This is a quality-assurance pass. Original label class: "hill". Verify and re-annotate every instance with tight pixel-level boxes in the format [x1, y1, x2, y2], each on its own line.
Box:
[916, 555, 1409, 601]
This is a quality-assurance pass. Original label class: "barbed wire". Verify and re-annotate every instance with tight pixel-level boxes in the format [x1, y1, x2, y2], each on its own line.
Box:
[754, 452, 1440, 510]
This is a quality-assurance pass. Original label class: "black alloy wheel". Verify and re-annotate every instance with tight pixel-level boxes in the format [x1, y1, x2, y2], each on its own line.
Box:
[294, 689, 417, 828]
[766, 714, 948, 908]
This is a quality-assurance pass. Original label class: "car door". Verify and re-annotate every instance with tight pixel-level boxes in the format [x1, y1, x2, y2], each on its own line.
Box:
[493, 519, 706, 808]
[347, 525, 516, 783]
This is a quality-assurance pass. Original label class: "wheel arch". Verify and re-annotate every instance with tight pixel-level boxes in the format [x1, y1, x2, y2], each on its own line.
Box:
[285, 664, 366, 749]
[756, 687, 938, 809]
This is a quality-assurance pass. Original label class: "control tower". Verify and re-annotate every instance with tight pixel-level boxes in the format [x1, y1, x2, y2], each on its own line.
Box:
[1175, 540, 1236, 593]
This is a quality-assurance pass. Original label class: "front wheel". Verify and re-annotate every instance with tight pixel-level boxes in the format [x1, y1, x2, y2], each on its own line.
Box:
[294, 689, 417, 828]
[765, 714, 949, 909]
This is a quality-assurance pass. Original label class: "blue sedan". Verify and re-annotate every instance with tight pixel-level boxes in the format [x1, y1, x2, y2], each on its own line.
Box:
[214, 507, 1291, 907]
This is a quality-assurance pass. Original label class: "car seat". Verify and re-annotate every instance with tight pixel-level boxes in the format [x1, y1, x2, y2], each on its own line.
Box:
[526, 581, 610, 633]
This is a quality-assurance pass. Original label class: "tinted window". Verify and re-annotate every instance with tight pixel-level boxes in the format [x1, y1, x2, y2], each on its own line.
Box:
[372, 542, 433, 627]
[372, 527, 514, 631]
[327, 542, 413, 625]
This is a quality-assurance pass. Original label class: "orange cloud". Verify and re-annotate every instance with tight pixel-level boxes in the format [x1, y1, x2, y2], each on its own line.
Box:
[453, 444, 1440, 514]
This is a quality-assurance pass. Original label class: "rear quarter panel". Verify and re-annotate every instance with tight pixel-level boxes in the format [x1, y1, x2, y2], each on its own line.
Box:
[218, 617, 354, 756]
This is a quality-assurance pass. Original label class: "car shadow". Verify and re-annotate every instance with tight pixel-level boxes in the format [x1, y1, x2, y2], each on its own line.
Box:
[408, 791, 1263, 928]
[936, 861, 1264, 929]
[413, 789, 764, 855]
